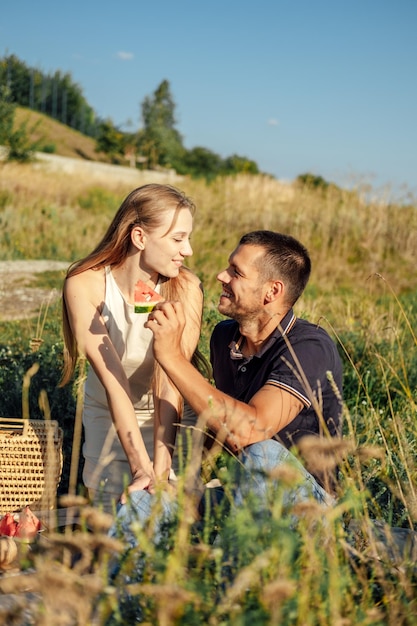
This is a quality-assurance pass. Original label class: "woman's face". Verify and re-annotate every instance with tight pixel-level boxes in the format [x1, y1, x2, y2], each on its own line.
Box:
[139, 207, 194, 278]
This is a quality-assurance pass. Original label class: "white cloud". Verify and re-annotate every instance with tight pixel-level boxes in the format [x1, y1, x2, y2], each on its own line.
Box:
[267, 118, 279, 126]
[117, 51, 134, 61]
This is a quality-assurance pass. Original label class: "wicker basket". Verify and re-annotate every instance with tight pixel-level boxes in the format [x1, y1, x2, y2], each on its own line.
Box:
[0, 418, 63, 515]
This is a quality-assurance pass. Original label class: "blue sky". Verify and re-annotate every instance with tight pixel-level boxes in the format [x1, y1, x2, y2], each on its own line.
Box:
[2, 0, 416, 198]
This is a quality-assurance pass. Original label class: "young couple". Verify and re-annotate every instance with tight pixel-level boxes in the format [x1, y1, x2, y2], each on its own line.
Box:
[61, 183, 343, 529]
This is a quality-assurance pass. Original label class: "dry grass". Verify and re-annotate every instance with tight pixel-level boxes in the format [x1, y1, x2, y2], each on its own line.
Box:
[1, 160, 416, 332]
[185, 176, 417, 298]
[0, 161, 183, 263]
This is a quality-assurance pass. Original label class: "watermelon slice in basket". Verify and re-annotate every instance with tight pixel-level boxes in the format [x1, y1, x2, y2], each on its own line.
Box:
[134, 279, 164, 313]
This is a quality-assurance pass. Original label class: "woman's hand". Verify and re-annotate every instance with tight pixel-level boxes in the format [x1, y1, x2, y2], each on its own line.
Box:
[119, 466, 156, 504]
[119, 469, 177, 505]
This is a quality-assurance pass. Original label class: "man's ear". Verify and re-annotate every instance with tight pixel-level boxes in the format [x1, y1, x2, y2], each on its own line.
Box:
[264, 280, 284, 303]
[131, 226, 146, 251]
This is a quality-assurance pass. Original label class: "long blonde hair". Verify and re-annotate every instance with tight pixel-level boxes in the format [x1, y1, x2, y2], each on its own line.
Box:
[61, 183, 203, 389]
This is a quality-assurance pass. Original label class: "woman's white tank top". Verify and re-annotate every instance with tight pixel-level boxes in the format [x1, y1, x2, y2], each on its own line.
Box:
[82, 267, 158, 464]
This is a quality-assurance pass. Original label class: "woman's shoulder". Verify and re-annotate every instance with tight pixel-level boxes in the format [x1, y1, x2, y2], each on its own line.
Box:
[65, 266, 106, 300]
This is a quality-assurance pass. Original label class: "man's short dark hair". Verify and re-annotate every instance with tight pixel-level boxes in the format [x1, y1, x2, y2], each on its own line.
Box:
[239, 230, 311, 305]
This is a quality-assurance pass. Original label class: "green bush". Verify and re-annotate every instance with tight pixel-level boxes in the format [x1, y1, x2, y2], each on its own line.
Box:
[40, 142, 56, 154]
[0, 340, 80, 496]
[0, 84, 42, 162]
[77, 187, 121, 214]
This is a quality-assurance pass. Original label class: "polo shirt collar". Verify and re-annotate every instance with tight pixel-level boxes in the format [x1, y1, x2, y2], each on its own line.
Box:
[229, 309, 296, 360]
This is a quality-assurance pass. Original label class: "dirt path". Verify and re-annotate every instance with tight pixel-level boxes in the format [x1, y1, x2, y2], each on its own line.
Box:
[0, 260, 69, 322]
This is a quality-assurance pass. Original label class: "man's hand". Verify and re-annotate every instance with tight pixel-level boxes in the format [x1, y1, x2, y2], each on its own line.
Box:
[145, 301, 186, 366]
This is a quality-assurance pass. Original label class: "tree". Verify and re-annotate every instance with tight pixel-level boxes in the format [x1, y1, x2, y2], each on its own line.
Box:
[0, 85, 40, 162]
[137, 80, 184, 169]
[0, 54, 98, 137]
[222, 154, 259, 175]
[296, 173, 330, 190]
[178, 146, 223, 181]
[0, 86, 14, 147]
[95, 119, 126, 162]
[176, 148, 260, 181]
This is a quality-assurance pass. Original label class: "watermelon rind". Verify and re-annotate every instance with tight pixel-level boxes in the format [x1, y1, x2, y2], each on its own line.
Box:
[134, 302, 158, 313]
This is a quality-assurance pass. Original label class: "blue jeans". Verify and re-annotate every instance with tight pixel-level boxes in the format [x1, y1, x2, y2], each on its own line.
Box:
[233, 439, 334, 508]
[109, 489, 176, 550]
[109, 439, 334, 548]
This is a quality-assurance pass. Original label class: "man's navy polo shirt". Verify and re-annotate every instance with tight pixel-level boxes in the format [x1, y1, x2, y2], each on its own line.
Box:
[209, 309, 343, 450]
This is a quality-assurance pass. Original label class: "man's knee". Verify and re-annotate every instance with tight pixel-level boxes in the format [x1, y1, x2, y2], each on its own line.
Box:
[241, 439, 292, 471]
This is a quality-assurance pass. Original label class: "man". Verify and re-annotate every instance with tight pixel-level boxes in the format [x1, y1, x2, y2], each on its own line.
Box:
[147, 230, 343, 505]
[111, 231, 343, 548]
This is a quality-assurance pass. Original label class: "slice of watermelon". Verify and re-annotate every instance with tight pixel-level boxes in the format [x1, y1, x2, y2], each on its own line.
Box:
[134, 279, 164, 313]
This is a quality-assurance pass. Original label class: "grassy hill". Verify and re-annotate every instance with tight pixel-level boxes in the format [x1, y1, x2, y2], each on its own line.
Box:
[14, 106, 112, 162]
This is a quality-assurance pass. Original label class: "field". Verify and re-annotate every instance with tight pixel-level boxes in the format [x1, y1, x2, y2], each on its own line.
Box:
[0, 158, 417, 624]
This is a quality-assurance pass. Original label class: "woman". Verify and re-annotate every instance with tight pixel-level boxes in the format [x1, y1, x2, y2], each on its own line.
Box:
[61, 183, 204, 512]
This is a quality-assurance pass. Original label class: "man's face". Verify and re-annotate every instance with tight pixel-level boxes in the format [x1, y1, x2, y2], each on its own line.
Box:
[216, 244, 267, 321]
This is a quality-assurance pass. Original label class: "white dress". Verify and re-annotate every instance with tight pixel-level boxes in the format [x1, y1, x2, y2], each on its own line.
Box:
[82, 266, 195, 508]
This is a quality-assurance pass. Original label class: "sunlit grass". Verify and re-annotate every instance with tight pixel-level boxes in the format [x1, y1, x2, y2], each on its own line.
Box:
[1, 162, 417, 624]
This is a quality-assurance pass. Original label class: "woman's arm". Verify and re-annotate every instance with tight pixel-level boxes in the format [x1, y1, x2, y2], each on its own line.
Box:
[152, 272, 204, 480]
[64, 271, 155, 494]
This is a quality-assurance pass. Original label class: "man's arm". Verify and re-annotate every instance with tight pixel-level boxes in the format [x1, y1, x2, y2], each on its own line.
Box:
[146, 302, 303, 450]
[153, 272, 204, 479]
